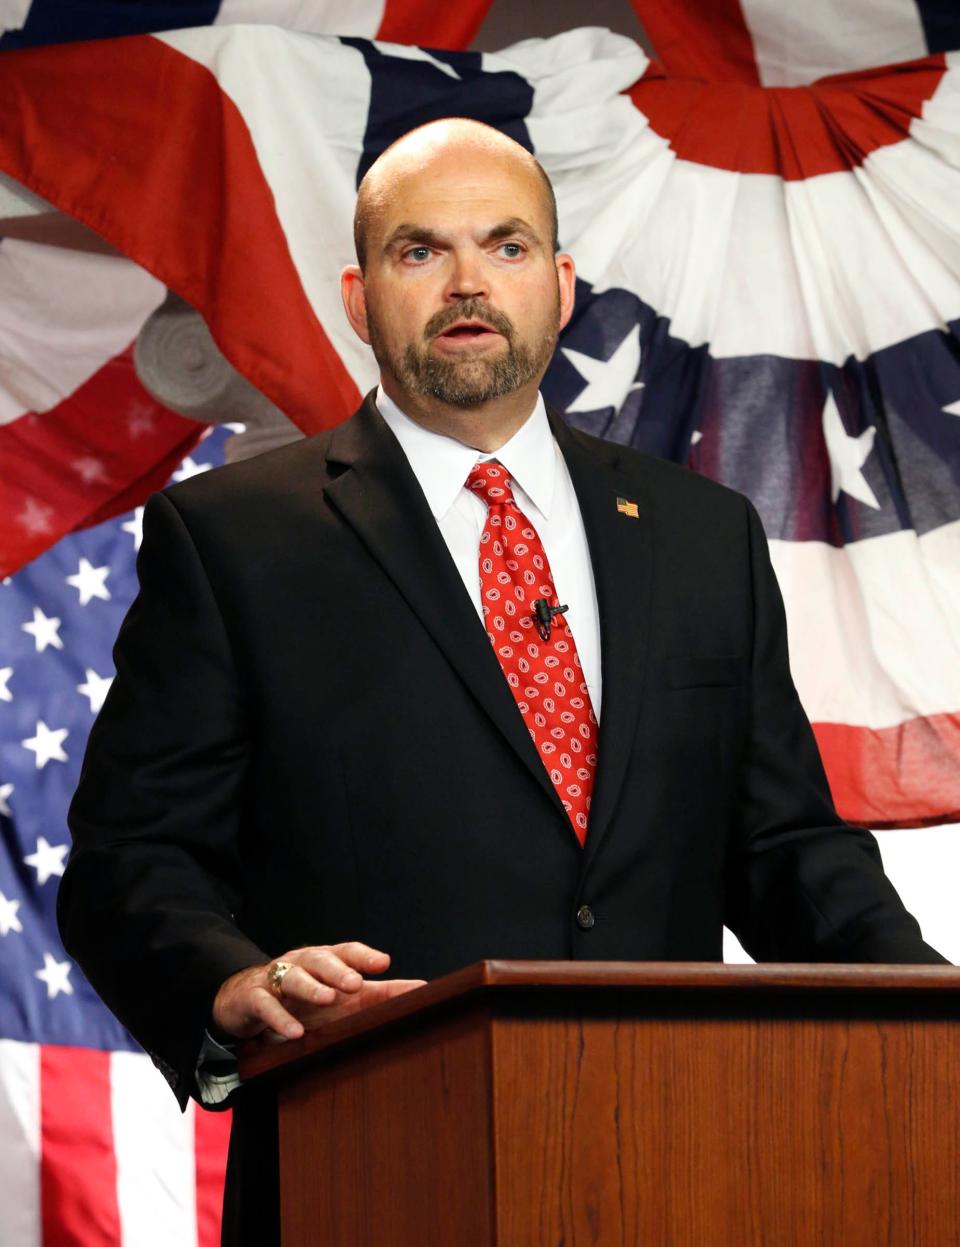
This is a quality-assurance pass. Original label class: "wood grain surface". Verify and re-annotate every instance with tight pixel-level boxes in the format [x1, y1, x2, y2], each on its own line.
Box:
[491, 1006, 960, 1246]
[277, 1006, 495, 1247]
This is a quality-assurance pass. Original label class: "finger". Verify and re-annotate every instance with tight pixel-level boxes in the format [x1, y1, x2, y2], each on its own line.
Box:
[272, 963, 338, 1007]
[261, 1029, 298, 1046]
[360, 978, 426, 1003]
[333, 978, 426, 1017]
[329, 942, 391, 972]
[294, 947, 367, 992]
[297, 978, 426, 1029]
[243, 987, 305, 1041]
[283, 944, 391, 989]
[373, 978, 426, 993]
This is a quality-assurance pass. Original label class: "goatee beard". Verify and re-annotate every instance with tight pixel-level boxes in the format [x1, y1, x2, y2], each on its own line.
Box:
[375, 297, 559, 409]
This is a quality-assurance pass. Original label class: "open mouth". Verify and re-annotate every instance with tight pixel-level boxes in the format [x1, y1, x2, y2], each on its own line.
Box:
[436, 320, 501, 342]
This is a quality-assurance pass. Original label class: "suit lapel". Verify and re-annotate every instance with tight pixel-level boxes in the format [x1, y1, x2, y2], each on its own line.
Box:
[549, 408, 654, 867]
[322, 396, 569, 823]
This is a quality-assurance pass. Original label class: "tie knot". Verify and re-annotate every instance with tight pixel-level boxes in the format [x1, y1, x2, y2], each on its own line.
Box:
[467, 460, 516, 508]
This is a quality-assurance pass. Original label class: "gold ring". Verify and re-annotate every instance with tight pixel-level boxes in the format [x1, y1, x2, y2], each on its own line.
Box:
[267, 960, 294, 996]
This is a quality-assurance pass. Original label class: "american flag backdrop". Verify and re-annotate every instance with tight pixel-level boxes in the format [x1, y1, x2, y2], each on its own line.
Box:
[1, 1, 959, 1243]
[0, 426, 233, 1246]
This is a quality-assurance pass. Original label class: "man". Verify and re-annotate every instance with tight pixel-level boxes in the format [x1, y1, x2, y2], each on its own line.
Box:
[59, 119, 946, 1244]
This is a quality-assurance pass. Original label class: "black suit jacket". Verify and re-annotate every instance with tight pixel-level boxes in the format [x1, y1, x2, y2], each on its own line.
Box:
[59, 395, 945, 1244]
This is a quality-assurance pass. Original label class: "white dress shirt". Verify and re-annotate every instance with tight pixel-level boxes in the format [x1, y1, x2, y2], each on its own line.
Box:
[377, 387, 602, 718]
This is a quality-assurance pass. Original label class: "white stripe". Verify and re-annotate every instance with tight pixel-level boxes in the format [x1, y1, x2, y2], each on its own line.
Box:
[0, 0, 32, 37]
[0, 240, 165, 426]
[741, 0, 929, 87]
[632, 166, 821, 363]
[515, 38, 960, 364]
[562, 137, 960, 365]
[156, 26, 380, 395]
[490, 29, 660, 287]
[912, 50, 960, 166]
[0, 171, 52, 218]
[783, 152, 960, 367]
[213, 0, 385, 35]
[0, 1039, 40, 1247]
[866, 57, 960, 289]
[111, 1050, 198, 1247]
[771, 519, 960, 729]
[484, 25, 649, 109]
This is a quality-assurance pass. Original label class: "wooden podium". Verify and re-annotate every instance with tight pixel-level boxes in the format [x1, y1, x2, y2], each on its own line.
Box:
[239, 961, 960, 1246]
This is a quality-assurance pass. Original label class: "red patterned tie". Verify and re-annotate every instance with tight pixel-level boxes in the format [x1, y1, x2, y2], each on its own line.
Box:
[467, 460, 598, 844]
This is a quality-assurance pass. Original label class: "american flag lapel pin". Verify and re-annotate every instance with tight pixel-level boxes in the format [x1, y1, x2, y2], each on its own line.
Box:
[616, 496, 639, 519]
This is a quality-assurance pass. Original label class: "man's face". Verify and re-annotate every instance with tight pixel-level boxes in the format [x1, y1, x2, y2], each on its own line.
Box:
[348, 147, 573, 410]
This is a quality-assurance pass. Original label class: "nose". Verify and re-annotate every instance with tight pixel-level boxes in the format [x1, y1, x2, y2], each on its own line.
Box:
[444, 247, 488, 302]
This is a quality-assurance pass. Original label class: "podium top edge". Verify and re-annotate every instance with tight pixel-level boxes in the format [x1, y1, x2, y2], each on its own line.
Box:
[237, 959, 960, 1083]
[471, 960, 960, 989]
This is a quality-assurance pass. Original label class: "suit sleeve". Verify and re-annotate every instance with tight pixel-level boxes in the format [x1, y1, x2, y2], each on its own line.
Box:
[724, 500, 948, 964]
[58, 490, 269, 1106]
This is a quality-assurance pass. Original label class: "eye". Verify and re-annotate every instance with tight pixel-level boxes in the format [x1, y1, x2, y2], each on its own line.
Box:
[498, 242, 524, 259]
[403, 246, 433, 263]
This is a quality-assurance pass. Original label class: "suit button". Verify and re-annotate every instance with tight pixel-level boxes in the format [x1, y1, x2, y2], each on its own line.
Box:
[576, 904, 595, 930]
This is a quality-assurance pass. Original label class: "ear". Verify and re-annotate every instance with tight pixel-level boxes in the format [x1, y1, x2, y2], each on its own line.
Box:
[555, 252, 576, 332]
[340, 265, 370, 344]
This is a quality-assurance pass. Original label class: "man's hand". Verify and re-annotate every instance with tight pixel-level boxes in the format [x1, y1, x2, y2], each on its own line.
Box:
[211, 942, 425, 1042]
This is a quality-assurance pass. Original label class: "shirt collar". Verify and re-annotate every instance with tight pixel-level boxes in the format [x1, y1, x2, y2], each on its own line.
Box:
[376, 386, 557, 521]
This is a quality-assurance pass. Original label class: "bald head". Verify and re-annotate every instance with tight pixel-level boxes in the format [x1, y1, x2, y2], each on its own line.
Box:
[340, 115, 577, 444]
[353, 118, 558, 270]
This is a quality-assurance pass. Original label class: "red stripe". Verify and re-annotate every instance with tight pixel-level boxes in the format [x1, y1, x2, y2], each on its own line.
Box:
[630, 0, 761, 86]
[194, 1107, 231, 1247]
[0, 35, 361, 437]
[814, 713, 960, 829]
[376, 0, 493, 49]
[0, 345, 200, 579]
[627, 54, 947, 178]
[40, 1046, 121, 1247]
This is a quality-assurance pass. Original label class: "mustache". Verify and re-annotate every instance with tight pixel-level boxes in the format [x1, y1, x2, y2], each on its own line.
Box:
[424, 300, 514, 341]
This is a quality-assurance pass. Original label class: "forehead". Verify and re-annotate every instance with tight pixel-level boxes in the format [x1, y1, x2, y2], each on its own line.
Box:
[375, 148, 548, 237]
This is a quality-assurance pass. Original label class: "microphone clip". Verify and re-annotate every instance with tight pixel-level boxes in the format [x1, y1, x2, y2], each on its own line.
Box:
[531, 598, 569, 642]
